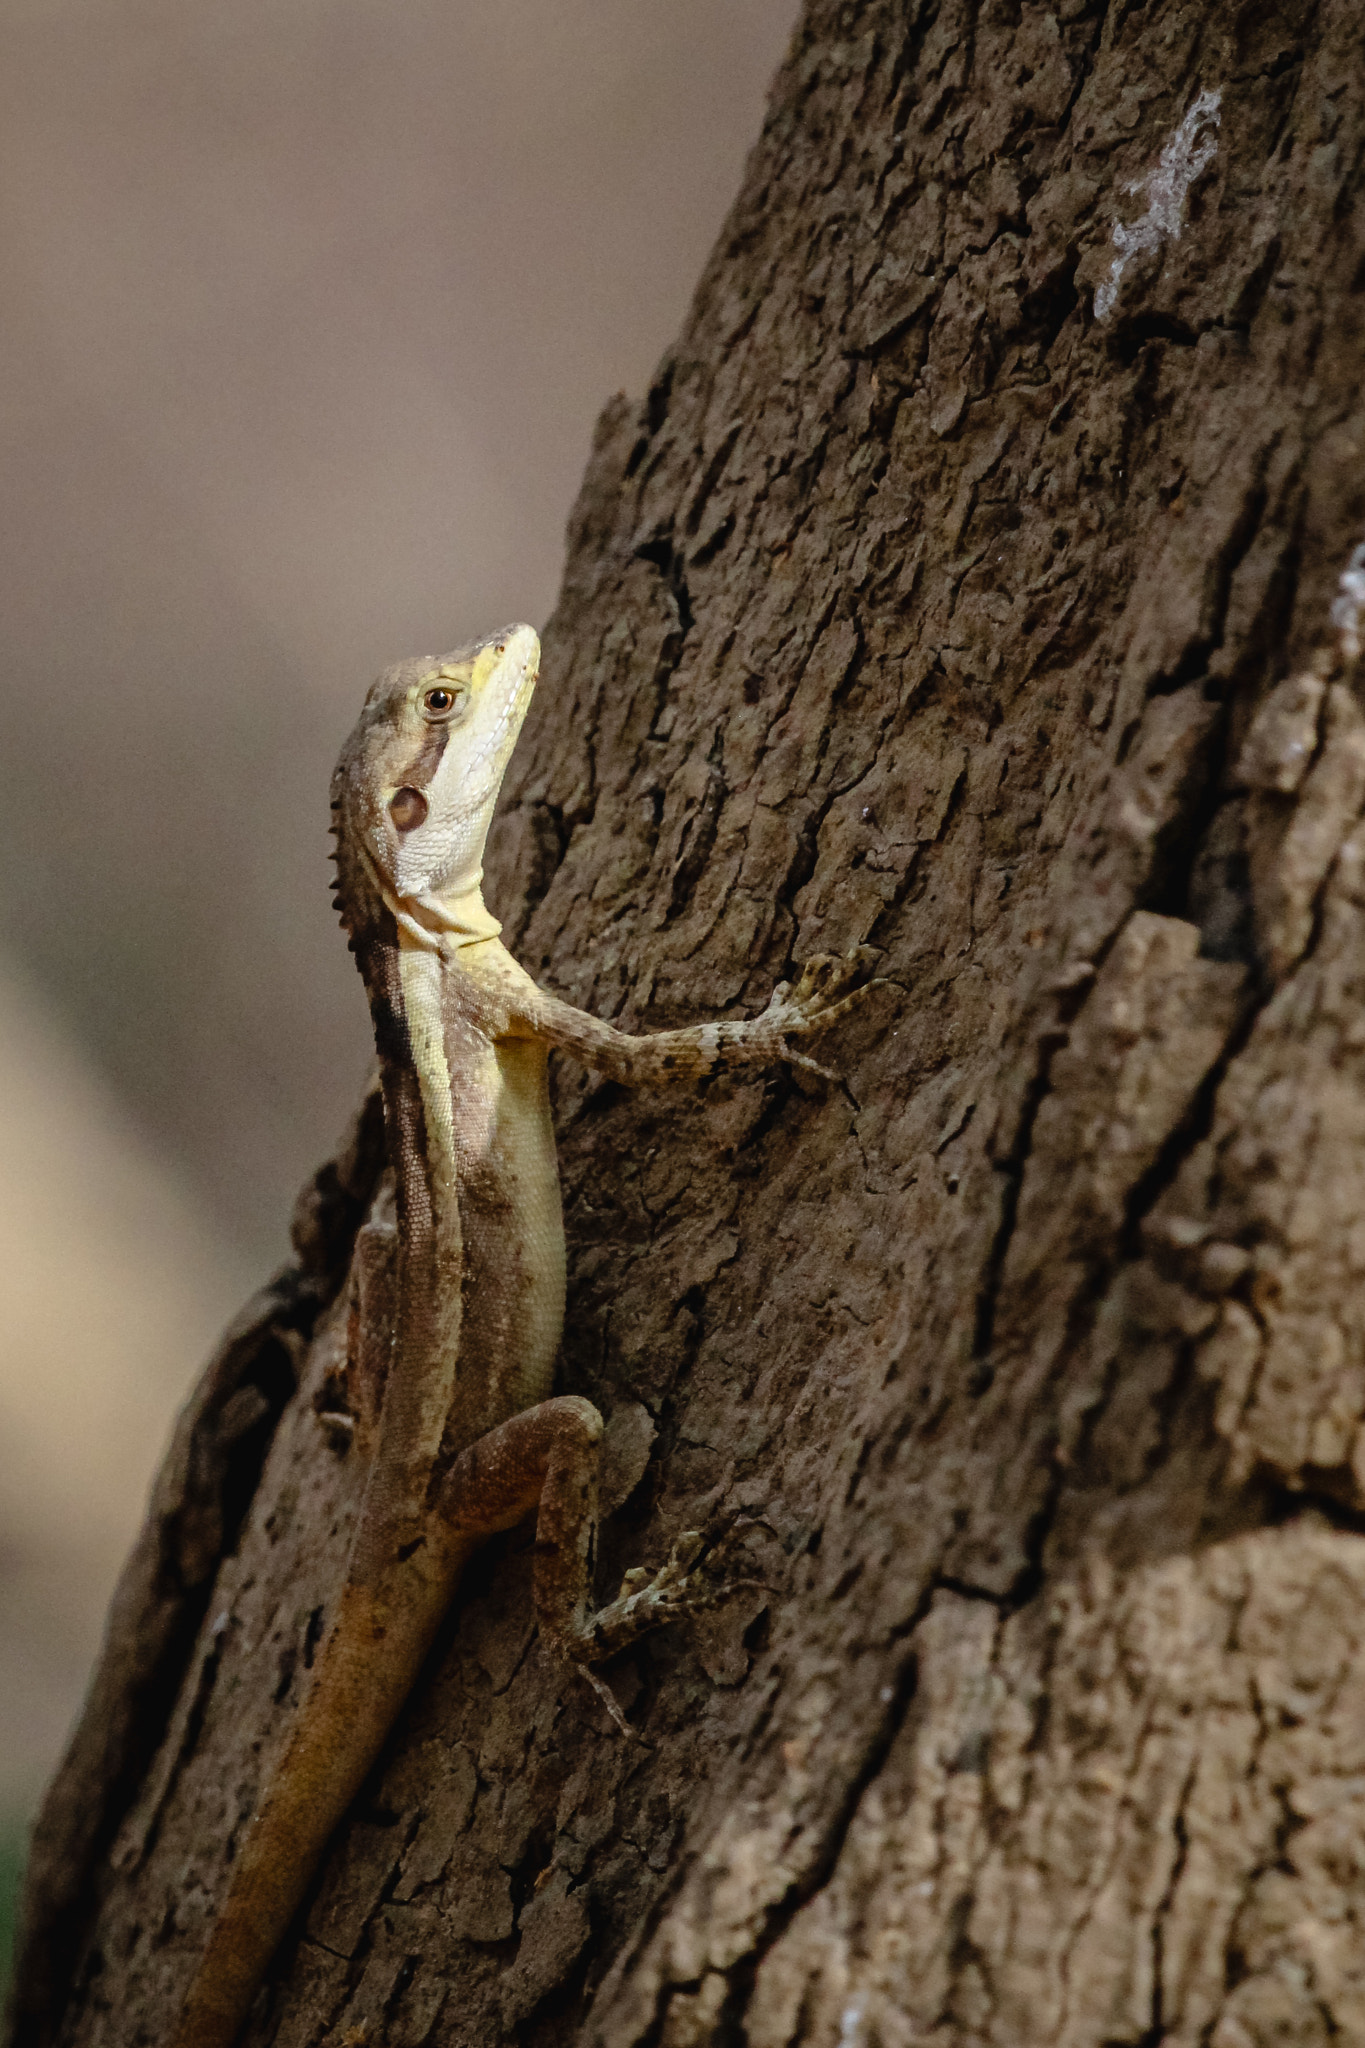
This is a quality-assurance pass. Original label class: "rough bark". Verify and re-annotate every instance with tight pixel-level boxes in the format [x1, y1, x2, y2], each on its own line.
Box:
[13, 1, 1365, 2043]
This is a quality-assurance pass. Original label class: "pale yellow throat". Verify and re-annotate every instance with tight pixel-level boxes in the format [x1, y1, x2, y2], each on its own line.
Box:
[394, 882, 503, 950]
[368, 851, 504, 952]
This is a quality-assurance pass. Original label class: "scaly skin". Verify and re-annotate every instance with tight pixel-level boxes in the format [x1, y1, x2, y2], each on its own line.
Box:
[172, 624, 881, 2046]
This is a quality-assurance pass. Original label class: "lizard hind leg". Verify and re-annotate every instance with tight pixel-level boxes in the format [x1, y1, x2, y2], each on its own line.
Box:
[437, 1399, 745, 1730]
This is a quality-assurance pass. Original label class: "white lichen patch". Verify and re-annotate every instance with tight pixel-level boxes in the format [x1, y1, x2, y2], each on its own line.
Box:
[1093, 87, 1222, 320]
[838, 1995, 866, 2047]
[1331, 541, 1365, 665]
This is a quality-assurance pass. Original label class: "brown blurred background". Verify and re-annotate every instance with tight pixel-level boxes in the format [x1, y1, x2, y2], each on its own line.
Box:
[0, 0, 795, 1978]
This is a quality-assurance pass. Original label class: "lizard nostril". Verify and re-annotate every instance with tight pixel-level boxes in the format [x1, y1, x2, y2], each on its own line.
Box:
[389, 787, 428, 831]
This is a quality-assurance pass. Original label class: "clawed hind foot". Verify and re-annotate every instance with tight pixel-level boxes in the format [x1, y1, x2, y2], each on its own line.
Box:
[566, 1517, 767, 1734]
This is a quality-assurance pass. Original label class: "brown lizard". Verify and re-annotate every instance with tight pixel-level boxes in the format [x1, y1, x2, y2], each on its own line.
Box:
[172, 622, 878, 2046]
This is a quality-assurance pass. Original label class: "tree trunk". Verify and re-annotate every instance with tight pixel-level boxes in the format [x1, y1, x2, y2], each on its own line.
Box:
[13, 1, 1365, 2042]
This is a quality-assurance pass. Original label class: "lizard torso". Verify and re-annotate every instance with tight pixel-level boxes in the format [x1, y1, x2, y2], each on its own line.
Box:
[396, 936, 567, 1451]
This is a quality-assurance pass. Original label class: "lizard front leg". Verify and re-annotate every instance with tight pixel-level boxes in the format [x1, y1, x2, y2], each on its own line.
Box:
[514, 946, 887, 1086]
[436, 1398, 735, 1731]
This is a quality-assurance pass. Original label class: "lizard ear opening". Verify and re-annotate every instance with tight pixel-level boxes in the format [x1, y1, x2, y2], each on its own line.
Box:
[389, 787, 428, 831]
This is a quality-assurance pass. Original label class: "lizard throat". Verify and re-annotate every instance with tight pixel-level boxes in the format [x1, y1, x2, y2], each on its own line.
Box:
[362, 846, 503, 952]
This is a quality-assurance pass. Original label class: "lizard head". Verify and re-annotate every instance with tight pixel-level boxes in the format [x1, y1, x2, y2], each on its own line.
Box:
[332, 623, 539, 937]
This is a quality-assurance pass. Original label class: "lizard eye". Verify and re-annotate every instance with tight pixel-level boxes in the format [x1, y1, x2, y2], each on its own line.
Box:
[423, 686, 456, 714]
[389, 787, 428, 831]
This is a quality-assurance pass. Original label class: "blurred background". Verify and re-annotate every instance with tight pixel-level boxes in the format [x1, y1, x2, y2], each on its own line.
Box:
[0, 0, 795, 1987]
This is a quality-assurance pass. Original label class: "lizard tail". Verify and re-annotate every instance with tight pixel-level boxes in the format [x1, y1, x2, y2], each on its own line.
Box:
[168, 1571, 456, 2048]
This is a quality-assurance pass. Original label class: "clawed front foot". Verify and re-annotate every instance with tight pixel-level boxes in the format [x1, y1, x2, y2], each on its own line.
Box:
[760, 944, 890, 1080]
